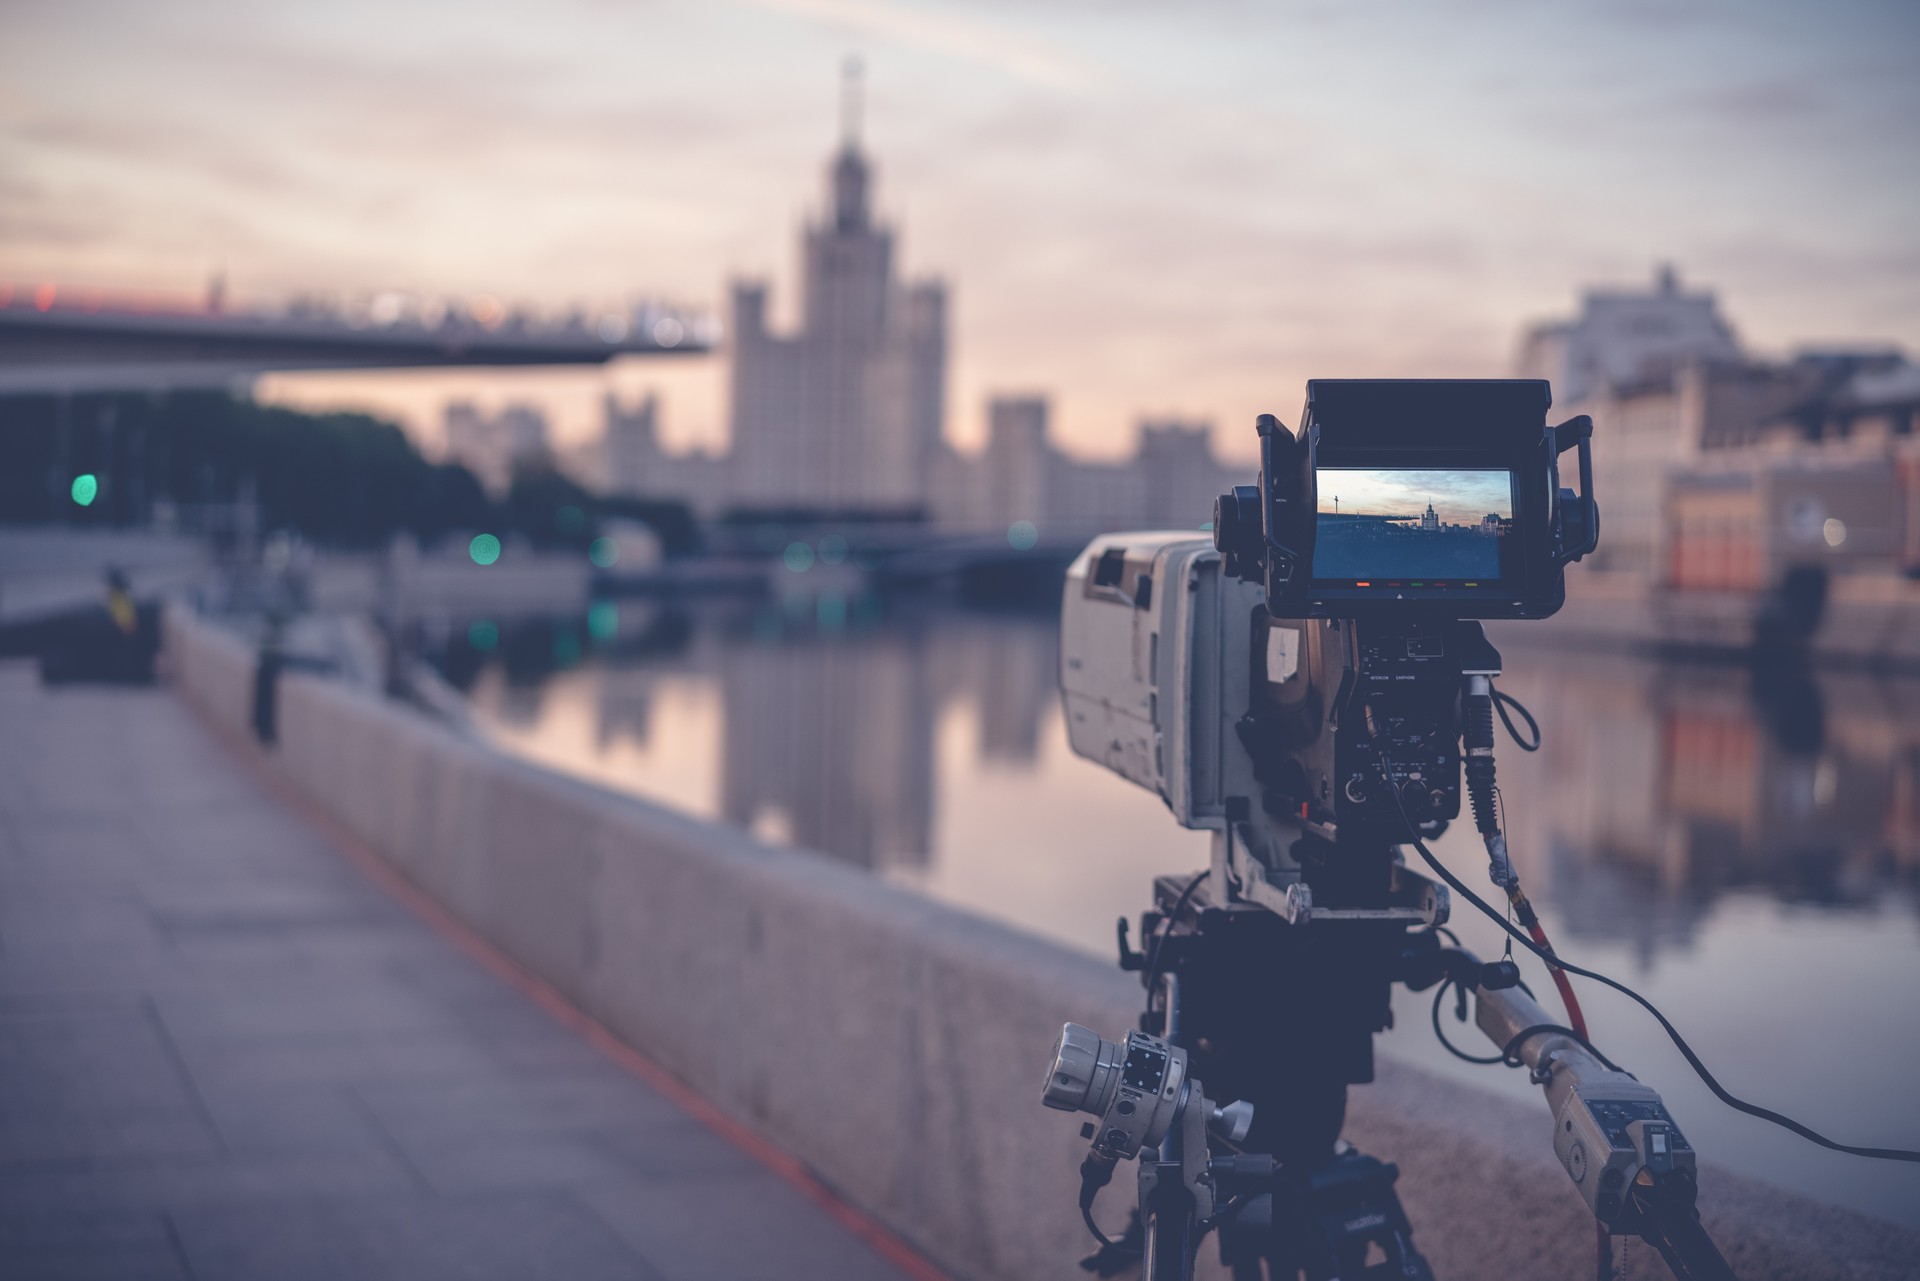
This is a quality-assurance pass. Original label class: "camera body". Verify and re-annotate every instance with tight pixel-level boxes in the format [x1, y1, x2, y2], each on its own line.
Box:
[1063, 532, 1479, 917]
[1062, 380, 1596, 918]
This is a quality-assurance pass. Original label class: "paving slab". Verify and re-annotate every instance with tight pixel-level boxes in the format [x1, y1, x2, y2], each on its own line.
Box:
[0, 662, 924, 1281]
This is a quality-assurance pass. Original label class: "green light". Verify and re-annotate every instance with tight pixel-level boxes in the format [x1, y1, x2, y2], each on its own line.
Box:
[587, 600, 618, 641]
[588, 537, 618, 569]
[555, 505, 587, 535]
[552, 630, 582, 668]
[817, 592, 846, 631]
[783, 541, 815, 573]
[467, 619, 499, 650]
[818, 533, 849, 565]
[1007, 520, 1038, 551]
[469, 533, 501, 566]
[70, 474, 98, 507]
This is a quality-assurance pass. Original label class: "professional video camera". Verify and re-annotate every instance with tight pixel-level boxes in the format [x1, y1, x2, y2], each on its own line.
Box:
[1041, 380, 1739, 1280]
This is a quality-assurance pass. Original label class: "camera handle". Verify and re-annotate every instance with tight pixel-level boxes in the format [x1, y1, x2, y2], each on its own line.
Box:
[1550, 414, 1600, 566]
[1435, 948, 1736, 1281]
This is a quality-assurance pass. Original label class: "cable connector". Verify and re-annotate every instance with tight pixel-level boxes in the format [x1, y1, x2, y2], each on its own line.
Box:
[1461, 674, 1516, 890]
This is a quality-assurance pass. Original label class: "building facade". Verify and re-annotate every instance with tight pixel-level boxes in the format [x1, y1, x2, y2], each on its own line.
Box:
[931, 395, 1245, 537]
[598, 391, 727, 511]
[1517, 265, 1742, 406]
[441, 400, 550, 496]
[726, 116, 946, 514]
[1522, 268, 1918, 586]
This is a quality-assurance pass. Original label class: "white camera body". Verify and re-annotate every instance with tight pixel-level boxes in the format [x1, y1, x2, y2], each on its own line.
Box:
[1060, 531, 1432, 925]
[1060, 531, 1266, 834]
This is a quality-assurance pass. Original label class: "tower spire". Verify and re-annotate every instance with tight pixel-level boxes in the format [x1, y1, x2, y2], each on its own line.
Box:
[840, 56, 863, 150]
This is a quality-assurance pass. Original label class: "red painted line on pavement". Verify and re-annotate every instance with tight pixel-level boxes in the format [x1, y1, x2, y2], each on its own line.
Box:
[181, 691, 951, 1281]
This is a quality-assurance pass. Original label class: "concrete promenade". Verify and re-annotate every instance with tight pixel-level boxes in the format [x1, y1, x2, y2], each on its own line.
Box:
[0, 660, 924, 1281]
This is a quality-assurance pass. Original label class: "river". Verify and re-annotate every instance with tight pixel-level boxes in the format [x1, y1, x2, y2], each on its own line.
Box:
[425, 594, 1920, 1228]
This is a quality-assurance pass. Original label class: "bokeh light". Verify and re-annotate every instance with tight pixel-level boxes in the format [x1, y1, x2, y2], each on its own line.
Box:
[587, 600, 619, 641]
[70, 474, 98, 507]
[1007, 520, 1039, 550]
[1824, 518, 1848, 548]
[467, 618, 499, 651]
[784, 541, 815, 572]
[589, 537, 619, 568]
[469, 533, 501, 565]
[556, 505, 587, 536]
[819, 533, 849, 565]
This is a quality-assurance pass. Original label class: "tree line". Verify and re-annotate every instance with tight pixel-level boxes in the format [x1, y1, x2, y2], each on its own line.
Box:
[0, 391, 699, 555]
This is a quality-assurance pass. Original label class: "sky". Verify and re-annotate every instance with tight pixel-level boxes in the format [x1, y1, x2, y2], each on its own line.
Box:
[3, 0, 1916, 463]
[1317, 467, 1512, 528]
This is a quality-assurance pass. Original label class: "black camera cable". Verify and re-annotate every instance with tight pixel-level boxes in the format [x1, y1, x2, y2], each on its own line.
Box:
[1379, 747, 1920, 1165]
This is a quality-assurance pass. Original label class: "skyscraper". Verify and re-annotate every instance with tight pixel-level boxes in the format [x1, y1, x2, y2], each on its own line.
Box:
[728, 64, 947, 514]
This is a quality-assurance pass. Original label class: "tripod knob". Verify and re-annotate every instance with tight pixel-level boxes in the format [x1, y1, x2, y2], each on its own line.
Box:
[1210, 1099, 1255, 1144]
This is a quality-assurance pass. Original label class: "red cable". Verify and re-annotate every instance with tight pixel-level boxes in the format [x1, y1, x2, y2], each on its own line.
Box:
[1526, 917, 1589, 1041]
[1515, 891, 1609, 1280]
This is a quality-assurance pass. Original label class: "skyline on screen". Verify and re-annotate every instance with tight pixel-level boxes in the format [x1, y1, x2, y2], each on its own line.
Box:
[1317, 468, 1512, 530]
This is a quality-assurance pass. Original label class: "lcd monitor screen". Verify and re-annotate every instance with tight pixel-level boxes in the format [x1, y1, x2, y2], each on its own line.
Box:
[1312, 468, 1515, 582]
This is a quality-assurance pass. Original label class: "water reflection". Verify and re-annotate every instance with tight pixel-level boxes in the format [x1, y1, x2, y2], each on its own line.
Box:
[431, 606, 1920, 955]
[424, 602, 1920, 1224]
[1484, 641, 1920, 962]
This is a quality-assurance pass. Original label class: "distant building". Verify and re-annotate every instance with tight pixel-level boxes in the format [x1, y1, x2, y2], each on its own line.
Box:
[598, 392, 728, 512]
[1421, 501, 1439, 532]
[1666, 356, 1920, 586]
[727, 70, 946, 515]
[1521, 268, 1918, 585]
[1137, 420, 1233, 529]
[933, 394, 1245, 537]
[442, 400, 550, 495]
[1518, 265, 1742, 405]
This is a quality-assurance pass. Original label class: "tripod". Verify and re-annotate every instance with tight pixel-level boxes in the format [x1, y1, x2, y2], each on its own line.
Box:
[1111, 868, 1435, 1281]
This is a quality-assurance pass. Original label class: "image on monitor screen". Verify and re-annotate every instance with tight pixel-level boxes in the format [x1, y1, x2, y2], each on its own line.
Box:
[1312, 468, 1514, 581]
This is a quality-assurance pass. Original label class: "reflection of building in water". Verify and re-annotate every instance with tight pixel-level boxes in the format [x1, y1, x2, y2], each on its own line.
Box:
[927, 613, 1057, 763]
[478, 668, 551, 730]
[591, 669, 656, 753]
[718, 633, 935, 871]
[1493, 651, 1920, 958]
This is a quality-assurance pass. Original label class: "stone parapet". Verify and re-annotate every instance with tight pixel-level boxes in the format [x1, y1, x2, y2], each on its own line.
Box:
[161, 605, 1920, 1280]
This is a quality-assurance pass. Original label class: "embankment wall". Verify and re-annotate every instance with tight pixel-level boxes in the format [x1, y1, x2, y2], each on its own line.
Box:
[163, 607, 1920, 1281]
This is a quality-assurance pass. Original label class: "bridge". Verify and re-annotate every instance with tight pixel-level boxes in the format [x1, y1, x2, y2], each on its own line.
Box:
[0, 284, 713, 395]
